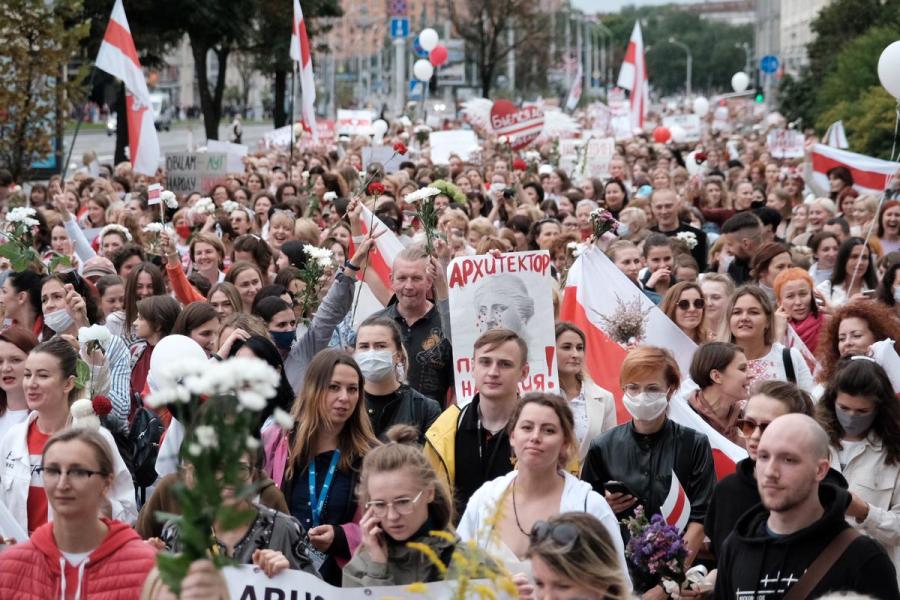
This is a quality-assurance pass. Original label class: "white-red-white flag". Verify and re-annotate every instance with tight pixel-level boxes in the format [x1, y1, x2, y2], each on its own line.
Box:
[809, 144, 897, 197]
[290, 0, 318, 142]
[616, 22, 648, 133]
[349, 204, 405, 291]
[824, 120, 849, 149]
[559, 247, 748, 479]
[661, 470, 691, 533]
[95, 0, 160, 176]
[565, 61, 583, 112]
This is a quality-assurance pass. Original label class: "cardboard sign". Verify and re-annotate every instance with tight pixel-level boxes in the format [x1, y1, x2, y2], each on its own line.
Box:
[767, 129, 805, 159]
[165, 152, 228, 194]
[447, 251, 560, 406]
[207, 140, 249, 173]
[361, 145, 403, 173]
[336, 109, 376, 136]
[262, 125, 292, 148]
[662, 114, 701, 143]
[429, 129, 480, 164]
[223, 565, 514, 600]
[490, 100, 544, 150]
[584, 136, 616, 178]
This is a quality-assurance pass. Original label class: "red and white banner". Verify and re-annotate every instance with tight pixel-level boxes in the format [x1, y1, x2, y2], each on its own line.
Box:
[490, 100, 545, 150]
[290, 0, 318, 141]
[616, 22, 648, 133]
[559, 248, 747, 479]
[661, 470, 691, 533]
[824, 120, 849, 149]
[353, 204, 404, 292]
[565, 61, 583, 112]
[810, 144, 897, 196]
[95, 0, 160, 176]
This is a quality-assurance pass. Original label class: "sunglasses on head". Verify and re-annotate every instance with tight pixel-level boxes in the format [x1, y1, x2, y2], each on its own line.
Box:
[530, 521, 579, 549]
[735, 417, 771, 438]
[677, 298, 705, 310]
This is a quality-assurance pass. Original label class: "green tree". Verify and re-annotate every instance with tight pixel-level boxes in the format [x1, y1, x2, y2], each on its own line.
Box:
[777, 71, 816, 127]
[0, 0, 90, 182]
[819, 86, 897, 159]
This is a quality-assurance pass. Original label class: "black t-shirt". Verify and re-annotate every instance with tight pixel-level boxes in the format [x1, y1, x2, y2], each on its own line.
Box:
[652, 222, 709, 272]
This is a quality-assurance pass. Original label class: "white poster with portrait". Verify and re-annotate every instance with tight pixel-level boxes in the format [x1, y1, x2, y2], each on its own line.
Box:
[447, 251, 560, 406]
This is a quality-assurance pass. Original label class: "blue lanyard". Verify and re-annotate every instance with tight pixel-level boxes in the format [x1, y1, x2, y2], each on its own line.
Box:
[308, 449, 341, 527]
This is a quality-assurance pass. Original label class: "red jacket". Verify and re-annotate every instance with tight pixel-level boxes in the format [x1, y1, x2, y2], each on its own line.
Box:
[0, 518, 156, 599]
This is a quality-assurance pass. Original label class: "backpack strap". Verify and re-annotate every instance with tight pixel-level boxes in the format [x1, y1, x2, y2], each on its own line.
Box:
[783, 527, 860, 600]
[782, 347, 796, 384]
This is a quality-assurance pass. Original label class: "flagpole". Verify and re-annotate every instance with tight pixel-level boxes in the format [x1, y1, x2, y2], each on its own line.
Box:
[289, 62, 296, 168]
[60, 68, 97, 180]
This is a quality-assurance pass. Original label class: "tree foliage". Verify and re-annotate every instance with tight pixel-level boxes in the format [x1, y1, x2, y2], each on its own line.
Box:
[0, 0, 90, 182]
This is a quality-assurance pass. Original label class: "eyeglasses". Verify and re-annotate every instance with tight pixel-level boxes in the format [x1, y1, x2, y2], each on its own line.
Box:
[530, 521, 579, 549]
[677, 298, 705, 310]
[735, 417, 772, 438]
[37, 466, 107, 483]
[365, 490, 424, 518]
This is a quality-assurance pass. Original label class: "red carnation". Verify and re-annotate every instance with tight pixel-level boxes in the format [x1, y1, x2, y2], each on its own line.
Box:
[367, 181, 385, 196]
[91, 395, 112, 417]
[695, 151, 708, 165]
[512, 158, 528, 171]
[393, 142, 408, 155]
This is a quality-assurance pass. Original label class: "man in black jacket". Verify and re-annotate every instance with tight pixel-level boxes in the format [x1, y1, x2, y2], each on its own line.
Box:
[716, 414, 898, 599]
[721, 212, 764, 286]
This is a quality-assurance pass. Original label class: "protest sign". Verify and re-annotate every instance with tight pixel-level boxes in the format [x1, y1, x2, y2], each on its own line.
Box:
[263, 125, 292, 148]
[662, 114, 701, 142]
[429, 130, 480, 164]
[447, 251, 559, 406]
[584, 136, 616, 178]
[490, 100, 544, 150]
[165, 152, 228, 194]
[336, 109, 376, 136]
[223, 565, 514, 600]
[361, 145, 404, 173]
[147, 183, 162, 206]
[767, 129, 805, 159]
[207, 140, 249, 173]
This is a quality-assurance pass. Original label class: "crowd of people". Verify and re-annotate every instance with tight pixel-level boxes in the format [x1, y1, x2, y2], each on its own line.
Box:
[0, 107, 898, 600]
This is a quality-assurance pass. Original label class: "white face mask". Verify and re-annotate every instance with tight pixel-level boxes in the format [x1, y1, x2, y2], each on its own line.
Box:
[894, 287, 900, 303]
[355, 350, 395, 382]
[44, 309, 74, 333]
[622, 391, 669, 421]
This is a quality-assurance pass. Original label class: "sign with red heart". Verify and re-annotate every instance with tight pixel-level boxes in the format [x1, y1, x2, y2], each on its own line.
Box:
[490, 100, 545, 150]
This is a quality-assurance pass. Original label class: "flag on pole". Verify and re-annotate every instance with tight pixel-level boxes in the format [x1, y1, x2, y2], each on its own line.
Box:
[661, 470, 691, 533]
[616, 22, 648, 133]
[349, 204, 405, 291]
[290, 0, 318, 142]
[95, 0, 160, 176]
[559, 247, 748, 479]
[809, 144, 896, 197]
[565, 61, 583, 112]
[824, 120, 849, 149]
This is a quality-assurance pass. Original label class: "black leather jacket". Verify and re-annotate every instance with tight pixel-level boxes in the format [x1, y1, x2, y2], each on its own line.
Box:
[365, 383, 442, 443]
[581, 419, 716, 525]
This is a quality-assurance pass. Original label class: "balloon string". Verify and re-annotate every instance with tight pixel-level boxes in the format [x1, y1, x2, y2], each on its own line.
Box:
[892, 100, 900, 162]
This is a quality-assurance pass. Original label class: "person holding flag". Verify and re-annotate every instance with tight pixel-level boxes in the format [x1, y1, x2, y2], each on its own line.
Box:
[581, 346, 716, 598]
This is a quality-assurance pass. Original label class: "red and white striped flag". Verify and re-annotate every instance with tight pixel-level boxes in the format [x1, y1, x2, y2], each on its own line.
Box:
[810, 144, 896, 197]
[350, 204, 405, 291]
[616, 22, 648, 134]
[95, 0, 160, 176]
[559, 247, 748, 479]
[661, 470, 691, 533]
[290, 0, 318, 142]
[824, 120, 849, 149]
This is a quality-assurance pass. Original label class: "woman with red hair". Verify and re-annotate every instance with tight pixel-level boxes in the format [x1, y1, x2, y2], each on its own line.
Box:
[774, 268, 826, 354]
[815, 300, 900, 385]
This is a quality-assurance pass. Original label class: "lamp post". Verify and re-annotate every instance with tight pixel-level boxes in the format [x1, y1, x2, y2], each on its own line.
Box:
[668, 37, 692, 97]
[735, 42, 751, 75]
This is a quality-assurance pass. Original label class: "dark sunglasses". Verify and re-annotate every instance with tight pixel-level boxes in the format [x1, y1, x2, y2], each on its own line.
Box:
[530, 521, 579, 549]
[677, 298, 705, 310]
[736, 417, 771, 438]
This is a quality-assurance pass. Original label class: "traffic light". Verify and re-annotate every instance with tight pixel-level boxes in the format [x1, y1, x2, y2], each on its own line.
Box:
[755, 87, 764, 102]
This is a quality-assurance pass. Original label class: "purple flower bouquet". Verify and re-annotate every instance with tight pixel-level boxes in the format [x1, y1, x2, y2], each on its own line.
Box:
[623, 506, 688, 593]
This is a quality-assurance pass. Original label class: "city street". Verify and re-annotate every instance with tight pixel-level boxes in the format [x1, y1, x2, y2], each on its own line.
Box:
[62, 121, 275, 170]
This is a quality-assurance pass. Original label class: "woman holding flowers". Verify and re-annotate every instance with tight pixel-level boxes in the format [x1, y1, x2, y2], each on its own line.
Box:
[343, 424, 456, 587]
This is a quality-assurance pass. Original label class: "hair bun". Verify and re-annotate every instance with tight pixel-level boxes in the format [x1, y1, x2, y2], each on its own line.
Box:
[384, 424, 419, 446]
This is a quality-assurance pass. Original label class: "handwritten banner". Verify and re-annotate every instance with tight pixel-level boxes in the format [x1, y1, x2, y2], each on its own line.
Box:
[767, 129, 805, 159]
[165, 152, 228, 194]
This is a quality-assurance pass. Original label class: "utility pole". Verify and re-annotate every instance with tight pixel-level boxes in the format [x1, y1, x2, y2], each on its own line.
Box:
[393, 36, 404, 115]
[583, 21, 591, 96]
[507, 22, 516, 95]
[668, 37, 692, 98]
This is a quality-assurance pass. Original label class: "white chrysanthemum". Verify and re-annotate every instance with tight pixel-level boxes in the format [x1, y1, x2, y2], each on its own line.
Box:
[143, 223, 165, 234]
[161, 190, 179, 209]
[187, 443, 202, 457]
[145, 385, 190, 408]
[273, 407, 294, 430]
[675, 231, 699, 250]
[7, 207, 39, 227]
[195, 425, 218, 449]
[302, 244, 333, 268]
[222, 200, 241, 214]
[192, 197, 217, 215]
[99, 224, 133, 242]
[78, 324, 111, 348]
[404, 187, 441, 204]
[498, 135, 509, 144]
[155, 359, 209, 390]
[246, 436, 261, 450]
[323, 191, 338, 203]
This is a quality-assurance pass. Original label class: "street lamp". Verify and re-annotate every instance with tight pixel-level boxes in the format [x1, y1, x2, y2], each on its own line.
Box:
[668, 37, 692, 97]
[735, 42, 751, 76]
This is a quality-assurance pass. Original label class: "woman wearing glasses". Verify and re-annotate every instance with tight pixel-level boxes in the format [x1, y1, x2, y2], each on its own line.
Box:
[582, 347, 715, 597]
[661, 282, 709, 344]
[527, 513, 631, 600]
[0, 428, 155, 597]
[343, 424, 456, 587]
[457, 393, 628, 586]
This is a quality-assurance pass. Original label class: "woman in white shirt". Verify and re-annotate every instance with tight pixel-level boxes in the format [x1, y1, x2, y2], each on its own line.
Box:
[815, 237, 878, 307]
[817, 358, 900, 582]
[726, 285, 813, 392]
[0, 327, 36, 441]
[457, 393, 629, 590]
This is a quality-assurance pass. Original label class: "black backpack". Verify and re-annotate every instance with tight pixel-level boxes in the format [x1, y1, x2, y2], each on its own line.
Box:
[128, 392, 164, 492]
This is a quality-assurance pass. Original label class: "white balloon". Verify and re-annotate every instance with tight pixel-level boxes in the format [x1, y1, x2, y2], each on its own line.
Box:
[419, 28, 439, 52]
[731, 71, 750, 93]
[693, 96, 710, 116]
[670, 124, 687, 143]
[878, 40, 900, 99]
[372, 119, 388, 136]
[413, 59, 434, 82]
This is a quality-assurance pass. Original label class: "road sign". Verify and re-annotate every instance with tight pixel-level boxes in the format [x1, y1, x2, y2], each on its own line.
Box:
[413, 36, 429, 58]
[760, 55, 780, 74]
[409, 80, 425, 101]
[389, 0, 406, 16]
[390, 17, 409, 39]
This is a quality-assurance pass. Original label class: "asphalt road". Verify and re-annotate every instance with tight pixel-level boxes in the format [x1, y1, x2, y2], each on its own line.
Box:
[62, 121, 275, 170]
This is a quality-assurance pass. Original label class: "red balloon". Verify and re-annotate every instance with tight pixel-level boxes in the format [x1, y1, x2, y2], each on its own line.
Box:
[652, 126, 672, 143]
[430, 44, 449, 67]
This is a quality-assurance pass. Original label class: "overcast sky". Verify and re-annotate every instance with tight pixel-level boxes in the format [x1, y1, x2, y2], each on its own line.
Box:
[572, 0, 693, 14]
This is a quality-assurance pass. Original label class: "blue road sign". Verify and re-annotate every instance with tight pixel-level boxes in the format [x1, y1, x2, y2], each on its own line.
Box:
[390, 17, 409, 39]
[413, 36, 429, 58]
[409, 80, 425, 100]
[760, 55, 780, 74]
